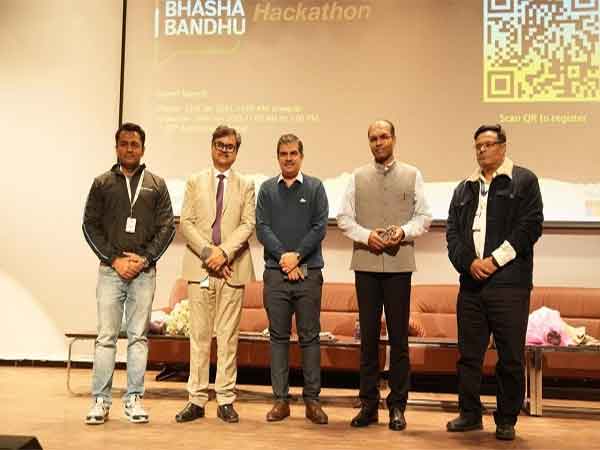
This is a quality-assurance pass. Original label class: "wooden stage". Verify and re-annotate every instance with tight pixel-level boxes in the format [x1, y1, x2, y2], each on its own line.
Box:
[1, 366, 599, 450]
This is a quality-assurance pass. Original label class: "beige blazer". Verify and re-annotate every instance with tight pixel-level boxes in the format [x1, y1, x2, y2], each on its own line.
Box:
[180, 167, 256, 286]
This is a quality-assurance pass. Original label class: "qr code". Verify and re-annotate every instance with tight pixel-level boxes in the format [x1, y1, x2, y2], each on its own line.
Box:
[484, 0, 600, 102]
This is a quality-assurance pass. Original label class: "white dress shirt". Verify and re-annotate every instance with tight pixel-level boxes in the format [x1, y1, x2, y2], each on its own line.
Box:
[277, 171, 303, 185]
[337, 160, 432, 244]
[214, 168, 231, 194]
[468, 157, 517, 267]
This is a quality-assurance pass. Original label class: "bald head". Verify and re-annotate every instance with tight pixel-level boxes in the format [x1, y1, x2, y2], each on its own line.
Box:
[367, 119, 396, 165]
[367, 119, 395, 138]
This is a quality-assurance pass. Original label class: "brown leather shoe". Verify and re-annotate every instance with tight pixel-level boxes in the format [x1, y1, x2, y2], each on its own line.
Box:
[305, 400, 328, 425]
[266, 401, 290, 422]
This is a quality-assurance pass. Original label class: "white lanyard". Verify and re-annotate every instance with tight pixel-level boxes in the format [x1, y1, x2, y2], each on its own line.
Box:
[125, 169, 145, 217]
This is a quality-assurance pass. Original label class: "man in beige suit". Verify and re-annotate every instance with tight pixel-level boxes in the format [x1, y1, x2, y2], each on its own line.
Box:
[175, 125, 255, 424]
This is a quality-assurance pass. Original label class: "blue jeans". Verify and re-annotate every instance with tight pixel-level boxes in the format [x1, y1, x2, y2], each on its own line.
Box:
[91, 265, 156, 405]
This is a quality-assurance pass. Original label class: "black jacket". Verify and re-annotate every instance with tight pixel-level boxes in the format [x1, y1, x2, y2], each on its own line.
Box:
[83, 164, 175, 265]
[446, 165, 543, 290]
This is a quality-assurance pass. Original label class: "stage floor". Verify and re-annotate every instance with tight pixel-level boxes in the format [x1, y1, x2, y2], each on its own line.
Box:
[1, 366, 599, 450]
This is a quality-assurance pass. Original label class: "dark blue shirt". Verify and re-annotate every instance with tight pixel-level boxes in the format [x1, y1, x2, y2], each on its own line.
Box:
[256, 173, 329, 269]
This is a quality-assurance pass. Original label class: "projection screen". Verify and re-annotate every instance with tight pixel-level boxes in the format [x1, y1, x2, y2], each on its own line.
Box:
[121, 0, 600, 226]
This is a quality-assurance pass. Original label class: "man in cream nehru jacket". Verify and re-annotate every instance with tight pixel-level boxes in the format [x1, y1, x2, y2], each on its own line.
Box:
[338, 119, 431, 431]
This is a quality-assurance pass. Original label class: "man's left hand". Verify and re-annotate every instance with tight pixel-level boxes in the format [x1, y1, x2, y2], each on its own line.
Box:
[387, 226, 405, 246]
[280, 252, 300, 273]
[123, 252, 146, 275]
[219, 265, 233, 280]
[482, 257, 498, 276]
[470, 257, 497, 280]
[206, 246, 227, 271]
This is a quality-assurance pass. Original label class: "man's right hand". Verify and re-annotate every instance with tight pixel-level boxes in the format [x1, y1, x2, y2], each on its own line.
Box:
[367, 229, 387, 253]
[279, 252, 300, 273]
[206, 246, 227, 271]
[112, 256, 138, 280]
[286, 266, 305, 281]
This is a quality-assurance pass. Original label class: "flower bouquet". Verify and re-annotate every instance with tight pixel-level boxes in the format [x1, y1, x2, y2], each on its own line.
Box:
[165, 299, 191, 337]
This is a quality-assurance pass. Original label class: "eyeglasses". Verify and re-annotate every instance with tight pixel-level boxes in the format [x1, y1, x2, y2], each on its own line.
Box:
[474, 141, 503, 151]
[214, 141, 237, 153]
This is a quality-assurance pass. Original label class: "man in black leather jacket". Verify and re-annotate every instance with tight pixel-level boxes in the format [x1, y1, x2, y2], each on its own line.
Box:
[445, 124, 543, 441]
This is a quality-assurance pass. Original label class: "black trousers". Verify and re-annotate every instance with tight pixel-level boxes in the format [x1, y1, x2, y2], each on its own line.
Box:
[456, 286, 530, 425]
[355, 271, 412, 411]
[263, 269, 323, 401]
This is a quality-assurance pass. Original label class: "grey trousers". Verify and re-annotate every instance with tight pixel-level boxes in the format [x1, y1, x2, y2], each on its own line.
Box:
[263, 268, 323, 401]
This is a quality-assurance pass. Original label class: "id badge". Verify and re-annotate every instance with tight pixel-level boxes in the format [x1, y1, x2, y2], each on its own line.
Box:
[125, 217, 137, 233]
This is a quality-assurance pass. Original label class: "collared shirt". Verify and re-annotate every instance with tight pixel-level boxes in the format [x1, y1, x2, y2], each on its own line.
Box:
[468, 157, 517, 267]
[196, 168, 231, 287]
[214, 168, 231, 195]
[277, 171, 304, 185]
[337, 160, 432, 244]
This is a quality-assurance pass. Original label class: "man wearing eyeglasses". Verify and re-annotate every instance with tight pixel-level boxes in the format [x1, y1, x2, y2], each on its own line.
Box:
[446, 124, 543, 441]
[337, 119, 432, 431]
[175, 125, 256, 424]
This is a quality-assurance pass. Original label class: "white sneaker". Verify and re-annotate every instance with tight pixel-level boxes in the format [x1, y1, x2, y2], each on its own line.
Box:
[85, 397, 110, 425]
[124, 394, 149, 423]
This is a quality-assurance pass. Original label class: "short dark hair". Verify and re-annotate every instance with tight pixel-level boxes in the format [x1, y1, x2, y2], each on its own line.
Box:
[212, 125, 241, 150]
[276, 133, 303, 156]
[368, 119, 395, 138]
[115, 122, 145, 148]
[474, 124, 506, 143]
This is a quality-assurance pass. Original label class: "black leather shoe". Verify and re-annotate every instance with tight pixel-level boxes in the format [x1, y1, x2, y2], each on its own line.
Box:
[350, 407, 378, 427]
[496, 424, 515, 440]
[217, 404, 239, 423]
[175, 402, 205, 423]
[389, 408, 406, 431]
[446, 415, 483, 432]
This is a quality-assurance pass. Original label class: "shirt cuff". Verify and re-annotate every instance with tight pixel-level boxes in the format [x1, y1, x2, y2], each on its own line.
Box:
[400, 225, 409, 242]
[358, 228, 371, 246]
[491, 240, 517, 267]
